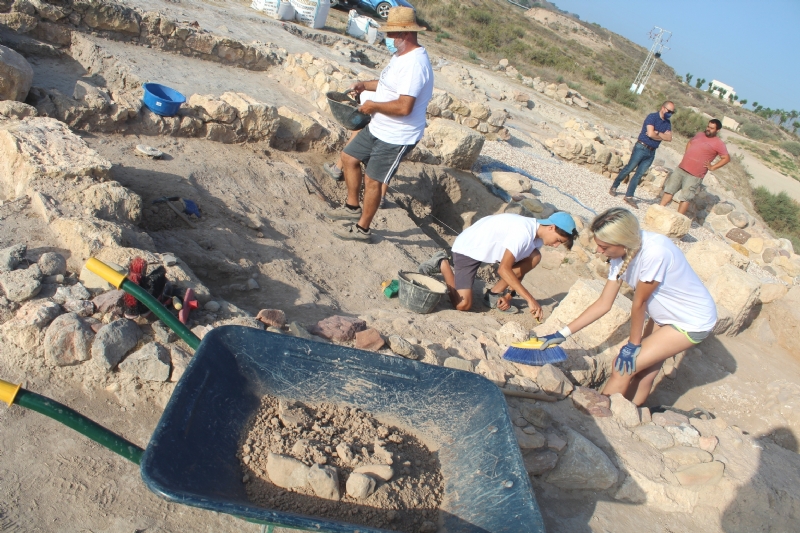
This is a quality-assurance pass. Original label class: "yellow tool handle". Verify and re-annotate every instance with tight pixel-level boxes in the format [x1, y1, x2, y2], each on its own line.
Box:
[85, 257, 127, 289]
[0, 378, 21, 406]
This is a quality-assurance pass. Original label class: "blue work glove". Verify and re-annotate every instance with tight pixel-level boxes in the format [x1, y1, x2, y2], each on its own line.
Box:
[615, 342, 641, 375]
[539, 332, 566, 349]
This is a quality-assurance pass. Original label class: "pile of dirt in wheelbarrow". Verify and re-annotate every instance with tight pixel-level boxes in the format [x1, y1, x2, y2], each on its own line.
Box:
[240, 396, 443, 532]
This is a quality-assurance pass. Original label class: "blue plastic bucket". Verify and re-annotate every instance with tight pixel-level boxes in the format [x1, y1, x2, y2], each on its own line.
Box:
[142, 82, 186, 117]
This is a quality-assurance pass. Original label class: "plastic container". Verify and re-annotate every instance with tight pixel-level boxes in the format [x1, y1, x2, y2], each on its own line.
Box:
[326, 91, 371, 131]
[398, 271, 447, 314]
[142, 83, 186, 117]
[140, 326, 544, 532]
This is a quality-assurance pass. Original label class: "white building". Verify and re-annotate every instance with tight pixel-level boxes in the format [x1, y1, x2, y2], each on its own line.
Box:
[709, 79, 736, 101]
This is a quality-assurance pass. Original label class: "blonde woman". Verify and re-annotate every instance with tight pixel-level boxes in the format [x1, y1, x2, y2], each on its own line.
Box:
[537, 207, 717, 405]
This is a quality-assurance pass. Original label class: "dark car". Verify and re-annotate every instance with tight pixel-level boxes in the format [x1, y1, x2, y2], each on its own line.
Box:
[333, 0, 415, 20]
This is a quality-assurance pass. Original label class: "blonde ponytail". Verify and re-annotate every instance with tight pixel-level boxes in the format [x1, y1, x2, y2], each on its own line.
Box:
[590, 208, 642, 280]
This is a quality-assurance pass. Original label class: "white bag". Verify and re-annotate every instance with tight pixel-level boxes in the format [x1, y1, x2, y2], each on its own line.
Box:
[251, 0, 280, 16]
[275, 1, 295, 20]
[291, 0, 330, 29]
[346, 10, 382, 45]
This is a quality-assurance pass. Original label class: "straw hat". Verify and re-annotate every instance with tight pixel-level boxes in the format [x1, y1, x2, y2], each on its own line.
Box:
[381, 6, 426, 32]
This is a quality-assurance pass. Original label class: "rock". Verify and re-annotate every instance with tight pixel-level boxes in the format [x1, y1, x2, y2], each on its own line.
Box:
[0, 100, 37, 119]
[388, 334, 417, 358]
[345, 472, 376, 499]
[698, 435, 719, 453]
[633, 425, 675, 450]
[51, 284, 90, 305]
[256, 309, 286, 328]
[36, 252, 66, 276]
[444, 336, 485, 360]
[354, 464, 394, 482]
[220, 92, 279, 141]
[644, 205, 691, 238]
[536, 364, 574, 399]
[0, 45, 34, 101]
[288, 321, 313, 340]
[706, 264, 761, 334]
[713, 202, 735, 215]
[759, 283, 788, 304]
[307, 464, 340, 500]
[266, 453, 309, 489]
[638, 407, 652, 424]
[685, 240, 749, 282]
[520, 404, 551, 428]
[522, 449, 559, 476]
[0, 264, 42, 302]
[272, 106, 323, 150]
[652, 411, 690, 427]
[63, 299, 94, 317]
[665, 424, 701, 447]
[187, 94, 237, 123]
[571, 386, 612, 417]
[335, 442, 355, 464]
[546, 432, 567, 452]
[79, 261, 124, 292]
[777, 238, 794, 254]
[278, 400, 311, 429]
[546, 428, 618, 490]
[609, 393, 640, 427]
[43, 312, 93, 366]
[0, 243, 26, 272]
[727, 210, 749, 228]
[514, 426, 546, 449]
[355, 328, 385, 351]
[82, 182, 142, 224]
[426, 118, 485, 170]
[492, 171, 532, 194]
[204, 300, 221, 313]
[726, 228, 751, 245]
[443, 356, 473, 372]
[551, 279, 632, 349]
[119, 342, 171, 381]
[662, 446, 712, 467]
[91, 318, 142, 370]
[674, 461, 724, 487]
[2, 300, 59, 349]
[169, 344, 192, 382]
[91, 290, 124, 315]
[745, 237, 764, 254]
[151, 321, 176, 344]
[494, 321, 528, 346]
[309, 315, 366, 342]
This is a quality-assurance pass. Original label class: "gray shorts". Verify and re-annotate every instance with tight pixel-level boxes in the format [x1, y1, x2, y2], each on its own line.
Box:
[664, 167, 702, 201]
[343, 126, 416, 184]
[452, 252, 482, 291]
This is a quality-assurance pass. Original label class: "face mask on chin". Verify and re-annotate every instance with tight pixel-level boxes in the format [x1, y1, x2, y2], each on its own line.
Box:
[385, 37, 397, 54]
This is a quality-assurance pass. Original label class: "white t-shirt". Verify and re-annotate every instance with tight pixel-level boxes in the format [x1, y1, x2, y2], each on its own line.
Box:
[452, 214, 543, 264]
[607, 231, 717, 332]
[367, 47, 434, 146]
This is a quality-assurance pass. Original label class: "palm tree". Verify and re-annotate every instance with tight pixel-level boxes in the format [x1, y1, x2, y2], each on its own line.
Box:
[686, 73, 693, 85]
[793, 121, 800, 134]
[695, 78, 706, 89]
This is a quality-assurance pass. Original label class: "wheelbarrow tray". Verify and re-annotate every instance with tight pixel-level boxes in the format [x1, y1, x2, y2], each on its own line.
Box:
[140, 326, 544, 533]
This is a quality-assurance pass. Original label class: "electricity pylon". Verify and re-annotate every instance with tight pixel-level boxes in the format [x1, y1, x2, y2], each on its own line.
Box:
[630, 27, 671, 95]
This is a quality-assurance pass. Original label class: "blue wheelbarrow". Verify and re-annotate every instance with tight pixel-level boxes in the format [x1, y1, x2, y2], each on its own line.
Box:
[0, 259, 545, 533]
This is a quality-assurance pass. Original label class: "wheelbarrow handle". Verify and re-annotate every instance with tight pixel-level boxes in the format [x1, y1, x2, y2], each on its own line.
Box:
[85, 258, 201, 351]
[1, 378, 145, 464]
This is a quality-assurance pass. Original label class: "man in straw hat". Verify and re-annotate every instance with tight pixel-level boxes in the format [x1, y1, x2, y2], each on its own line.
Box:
[326, 6, 433, 242]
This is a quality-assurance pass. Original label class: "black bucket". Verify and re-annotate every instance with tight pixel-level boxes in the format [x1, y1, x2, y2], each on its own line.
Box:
[326, 91, 372, 131]
[398, 271, 447, 314]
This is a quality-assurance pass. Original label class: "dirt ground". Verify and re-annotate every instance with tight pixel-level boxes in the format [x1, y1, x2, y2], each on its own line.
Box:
[2, 1, 800, 532]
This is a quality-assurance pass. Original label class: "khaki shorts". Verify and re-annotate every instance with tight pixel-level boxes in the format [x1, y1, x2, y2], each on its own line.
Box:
[664, 167, 702, 201]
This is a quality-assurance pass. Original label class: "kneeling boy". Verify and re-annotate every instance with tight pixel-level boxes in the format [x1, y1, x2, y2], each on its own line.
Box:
[418, 212, 577, 318]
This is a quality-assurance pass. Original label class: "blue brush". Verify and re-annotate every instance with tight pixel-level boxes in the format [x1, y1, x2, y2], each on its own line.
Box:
[503, 338, 568, 366]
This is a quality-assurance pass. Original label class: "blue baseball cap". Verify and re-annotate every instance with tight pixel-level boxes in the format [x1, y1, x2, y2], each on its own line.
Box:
[538, 212, 577, 234]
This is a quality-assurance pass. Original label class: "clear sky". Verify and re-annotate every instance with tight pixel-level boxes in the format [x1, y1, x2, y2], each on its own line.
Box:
[547, 0, 800, 112]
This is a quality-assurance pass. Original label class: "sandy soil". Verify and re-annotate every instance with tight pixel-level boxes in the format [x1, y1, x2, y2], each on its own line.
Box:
[719, 129, 800, 201]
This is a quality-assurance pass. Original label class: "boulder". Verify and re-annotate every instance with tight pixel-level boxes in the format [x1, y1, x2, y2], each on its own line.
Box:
[665, 424, 701, 447]
[256, 309, 286, 328]
[91, 318, 142, 370]
[0, 264, 42, 302]
[551, 279, 631, 348]
[345, 472, 376, 499]
[0, 243, 27, 272]
[727, 210, 749, 228]
[514, 426, 546, 449]
[522, 449, 559, 476]
[0, 117, 111, 200]
[706, 264, 761, 334]
[388, 334, 416, 358]
[443, 356, 473, 372]
[37, 252, 66, 276]
[44, 313, 94, 366]
[81, 0, 140, 34]
[572, 386, 612, 417]
[643, 205, 691, 238]
[546, 428, 618, 490]
[187, 94, 237, 123]
[0, 45, 34, 101]
[1, 299, 60, 350]
[92, 289, 124, 315]
[272, 106, 323, 150]
[353, 464, 394, 482]
[632, 424, 674, 450]
[492, 171, 532, 194]
[536, 364, 574, 399]
[495, 321, 528, 345]
[220, 92, 279, 140]
[426, 118, 485, 170]
[309, 315, 366, 342]
[266, 453, 309, 489]
[82, 182, 142, 224]
[169, 344, 192, 382]
[307, 464, 340, 500]
[685, 240, 749, 281]
[0, 100, 37, 119]
[354, 328, 385, 351]
[119, 342, 171, 381]
[609, 393, 640, 427]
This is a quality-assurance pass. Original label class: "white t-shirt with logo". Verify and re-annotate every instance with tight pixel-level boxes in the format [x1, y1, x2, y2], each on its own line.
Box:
[607, 231, 717, 332]
[452, 214, 543, 264]
[367, 47, 434, 146]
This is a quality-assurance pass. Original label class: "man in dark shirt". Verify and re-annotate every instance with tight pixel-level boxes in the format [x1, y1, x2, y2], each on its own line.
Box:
[609, 101, 675, 208]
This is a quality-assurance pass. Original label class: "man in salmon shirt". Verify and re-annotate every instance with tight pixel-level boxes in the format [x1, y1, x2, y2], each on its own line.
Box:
[659, 119, 731, 216]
